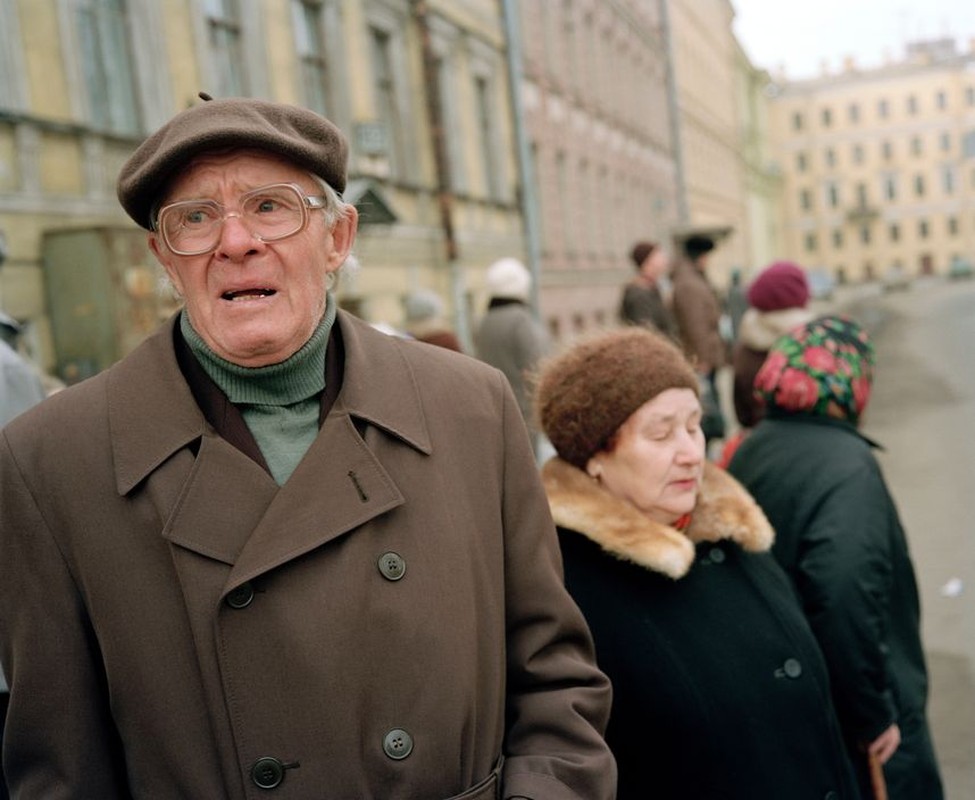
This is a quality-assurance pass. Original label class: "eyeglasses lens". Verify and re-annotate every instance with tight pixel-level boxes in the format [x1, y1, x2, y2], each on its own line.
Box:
[160, 184, 307, 255]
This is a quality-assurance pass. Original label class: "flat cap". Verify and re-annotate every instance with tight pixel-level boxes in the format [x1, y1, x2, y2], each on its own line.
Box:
[117, 95, 348, 230]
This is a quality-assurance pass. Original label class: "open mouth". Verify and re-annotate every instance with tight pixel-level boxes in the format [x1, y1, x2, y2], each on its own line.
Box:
[221, 288, 277, 301]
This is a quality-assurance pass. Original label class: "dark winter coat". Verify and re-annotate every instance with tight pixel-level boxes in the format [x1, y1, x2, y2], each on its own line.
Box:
[728, 415, 943, 800]
[618, 282, 678, 339]
[0, 311, 615, 800]
[542, 458, 860, 800]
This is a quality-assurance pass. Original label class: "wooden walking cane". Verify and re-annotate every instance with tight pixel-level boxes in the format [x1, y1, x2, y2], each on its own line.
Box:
[868, 751, 888, 800]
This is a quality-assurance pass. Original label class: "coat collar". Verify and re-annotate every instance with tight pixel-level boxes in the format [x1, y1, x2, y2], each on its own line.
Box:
[541, 458, 774, 580]
[109, 310, 432, 495]
[738, 306, 815, 351]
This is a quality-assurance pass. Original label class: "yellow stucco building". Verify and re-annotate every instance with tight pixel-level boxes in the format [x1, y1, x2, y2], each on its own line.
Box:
[768, 38, 975, 283]
[0, 0, 524, 376]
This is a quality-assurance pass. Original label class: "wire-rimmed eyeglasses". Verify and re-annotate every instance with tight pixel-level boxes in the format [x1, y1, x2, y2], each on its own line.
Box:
[154, 182, 327, 256]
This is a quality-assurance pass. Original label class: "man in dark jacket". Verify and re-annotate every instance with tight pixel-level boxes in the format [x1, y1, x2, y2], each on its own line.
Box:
[729, 315, 943, 800]
[671, 234, 726, 442]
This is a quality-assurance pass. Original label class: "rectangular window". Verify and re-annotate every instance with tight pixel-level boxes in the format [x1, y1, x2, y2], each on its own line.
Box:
[825, 147, 836, 168]
[860, 225, 871, 245]
[827, 182, 839, 208]
[949, 217, 959, 236]
[882, 141, 892, 160]
[908, 95, 918, 115]
[205, 0, 245, 98]
[856, 182, 868, 207]
[964, 130, 975, 158]
[915, 174, 925, 196]
[937, 90, 947, 110]
[943, 165, 955, 194]
[800, 188, 812, 211]
[884, 175, 896, 201]
[940, 132, 951, 152]
[919, 219, 929, 239]
[793, 111, 804, 131]
[821, 108, 832, 127]
[889, 223, 900, 242]
[475, 75, 500, 200]
[968, 86, 975, 107]
[370, 27, 405, 176]
[805, 233, 817, 252]
[797, 152, 807, 172]
[77, 0, 139, 134]
[832, 229, 843, 248]
[292, 0, 329, 116]
[911, 136, 922, 156]
[556, 151, 573, 254]
[853, 144, 864, 164]
[848, 103, 860, 123]
[878, 98, 889, 118]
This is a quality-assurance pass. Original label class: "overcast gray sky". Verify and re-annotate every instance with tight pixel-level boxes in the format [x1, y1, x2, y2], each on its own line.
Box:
[732, 0, 975, 79]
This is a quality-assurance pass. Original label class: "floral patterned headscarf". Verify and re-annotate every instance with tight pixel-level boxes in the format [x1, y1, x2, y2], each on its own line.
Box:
[754, 315, 875, 425]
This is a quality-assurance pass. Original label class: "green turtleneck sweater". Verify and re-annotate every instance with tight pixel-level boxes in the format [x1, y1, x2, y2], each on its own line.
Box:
[181, 295, 336, 485]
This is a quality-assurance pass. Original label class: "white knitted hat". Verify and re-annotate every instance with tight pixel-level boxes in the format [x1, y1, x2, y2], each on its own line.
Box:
[486, 258, 531, 301]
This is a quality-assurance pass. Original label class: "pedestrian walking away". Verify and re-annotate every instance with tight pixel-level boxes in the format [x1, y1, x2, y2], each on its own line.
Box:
[473, 257, 553, 461]
[618, 240, 678, 339]
[728, 314, 944, 800]
[0, 94, 616, 799]
[671, 234, 727, 443]
[718, 260, 814, 467]
[533, 326, 859, 799]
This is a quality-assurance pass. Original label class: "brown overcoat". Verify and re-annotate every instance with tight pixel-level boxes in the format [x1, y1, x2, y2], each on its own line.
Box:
[0, 311, 614, 799]
[670, 259, 726, 371]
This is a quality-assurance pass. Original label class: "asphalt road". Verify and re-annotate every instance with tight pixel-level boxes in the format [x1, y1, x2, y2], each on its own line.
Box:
[842, 277, 975, 799]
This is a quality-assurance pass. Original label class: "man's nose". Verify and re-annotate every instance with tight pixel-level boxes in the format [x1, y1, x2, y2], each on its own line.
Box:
[214, 213, 262, 258]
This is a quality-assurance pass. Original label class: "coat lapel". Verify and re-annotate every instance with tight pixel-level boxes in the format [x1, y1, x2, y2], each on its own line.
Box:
[225, 408, 405, 588]
[108, 312, 431, 585]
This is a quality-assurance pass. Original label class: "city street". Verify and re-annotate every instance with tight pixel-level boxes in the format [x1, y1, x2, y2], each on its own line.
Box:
[842, 277, 975, 798]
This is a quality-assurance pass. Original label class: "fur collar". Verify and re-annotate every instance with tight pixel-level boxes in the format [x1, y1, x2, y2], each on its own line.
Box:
[738, 306, 814, 351]
[541, 458, 774, 580]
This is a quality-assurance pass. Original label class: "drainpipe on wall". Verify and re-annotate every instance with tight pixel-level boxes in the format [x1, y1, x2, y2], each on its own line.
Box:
[501, 0, 543, 319]
[411, 0, 471, 351]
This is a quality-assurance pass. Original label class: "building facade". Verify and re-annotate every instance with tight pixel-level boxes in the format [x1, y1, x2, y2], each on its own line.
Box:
[0, 0, 524, 376]
[768, 39, 975, 283]
[667, 0, 750, 287]
[514, 0, 681, 339]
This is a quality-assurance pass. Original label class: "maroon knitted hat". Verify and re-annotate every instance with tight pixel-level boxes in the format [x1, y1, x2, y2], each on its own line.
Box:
[747, 261, 810, 311]
[117, 94, 348, 230]
[534, 328, 700, 468]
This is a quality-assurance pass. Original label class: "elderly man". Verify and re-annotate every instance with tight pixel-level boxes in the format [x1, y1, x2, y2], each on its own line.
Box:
[0, 96, 615, 799]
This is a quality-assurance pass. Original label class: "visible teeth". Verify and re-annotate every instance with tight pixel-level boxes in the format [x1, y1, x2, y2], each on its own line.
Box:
[223, 289, 275, 300]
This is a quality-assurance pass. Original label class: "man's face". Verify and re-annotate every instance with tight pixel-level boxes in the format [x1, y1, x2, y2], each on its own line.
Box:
[149, 150, 356, 367]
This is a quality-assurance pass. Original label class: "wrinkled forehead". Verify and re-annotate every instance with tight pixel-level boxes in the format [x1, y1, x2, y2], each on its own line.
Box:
[160, 147, 314, 203]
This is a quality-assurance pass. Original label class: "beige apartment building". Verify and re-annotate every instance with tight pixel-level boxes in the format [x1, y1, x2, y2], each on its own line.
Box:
[514, 0, 681, 338]
[667, 0, 752, 287]
[768, 38, 975, 283]
[0, 0, 523, 377]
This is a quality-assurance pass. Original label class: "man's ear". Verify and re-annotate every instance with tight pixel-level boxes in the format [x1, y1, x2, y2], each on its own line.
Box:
[326, 207, 359, 272]
[148, 234, 184, 296]
[586, 454, 603, 480]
